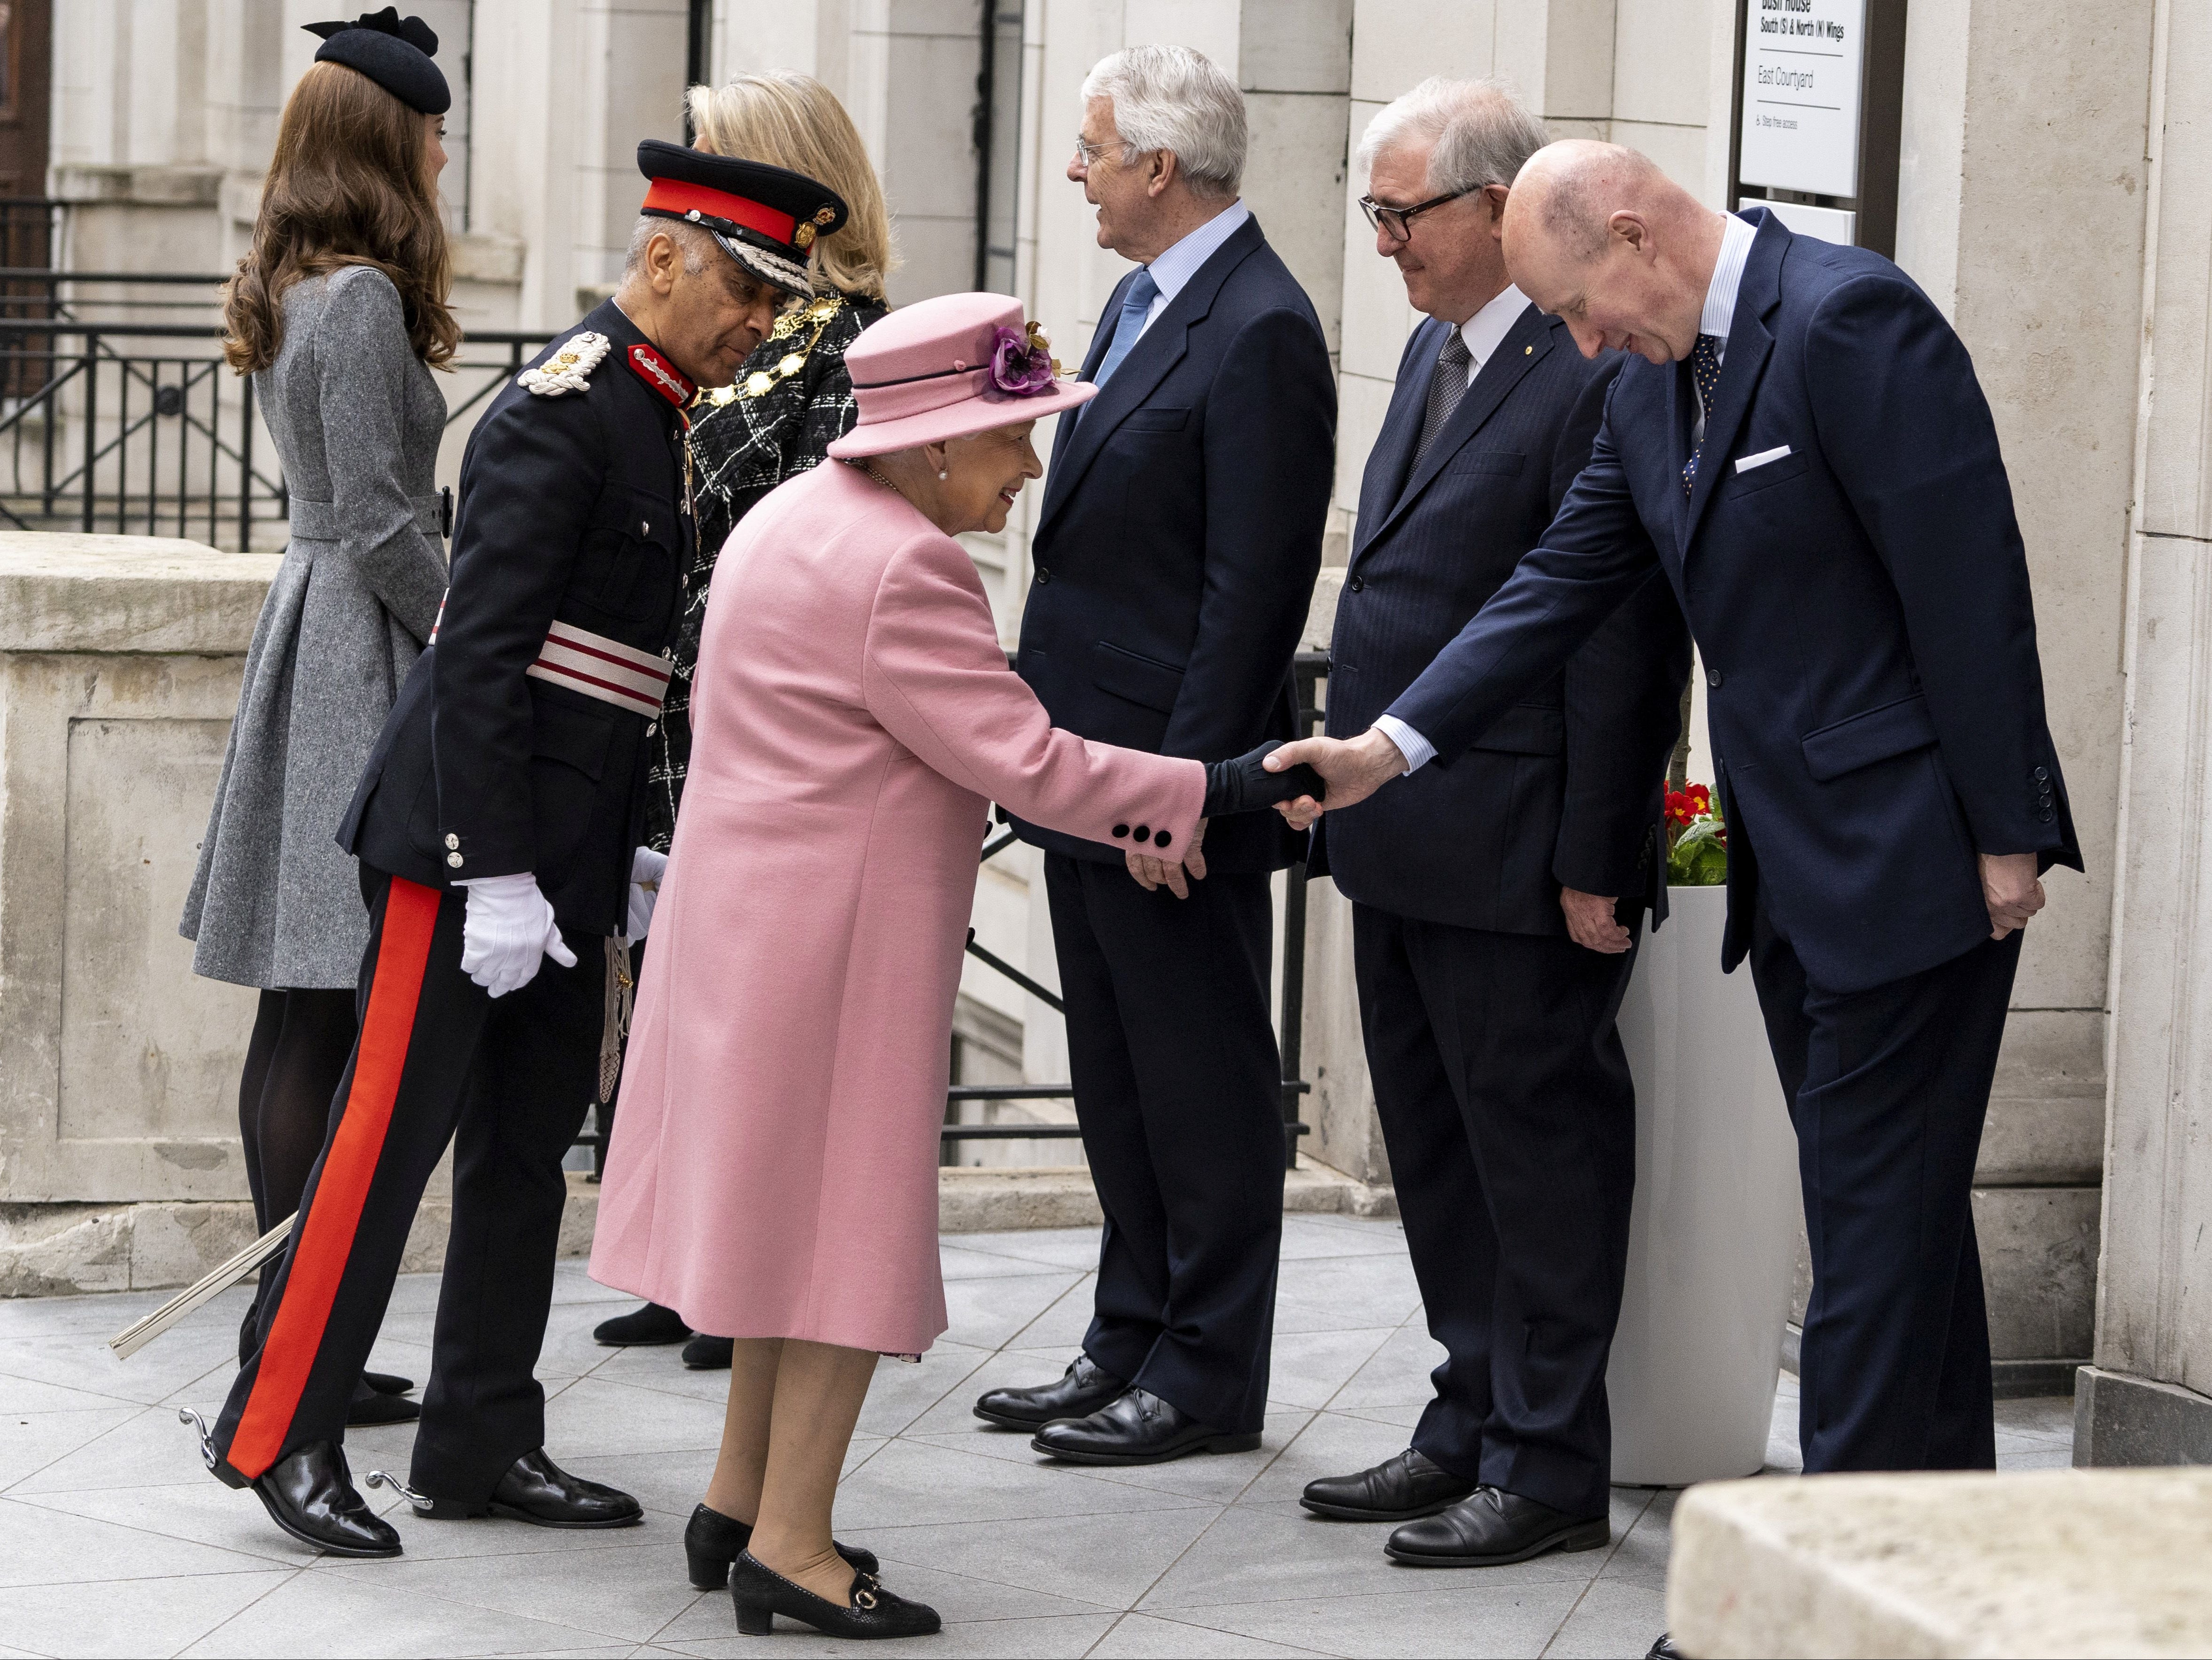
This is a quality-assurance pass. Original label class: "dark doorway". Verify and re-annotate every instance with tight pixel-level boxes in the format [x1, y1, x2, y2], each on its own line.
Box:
[0, 0, 53, 266]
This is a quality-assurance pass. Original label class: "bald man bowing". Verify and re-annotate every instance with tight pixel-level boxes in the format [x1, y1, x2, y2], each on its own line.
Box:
[1271, 143, 2081, 1482]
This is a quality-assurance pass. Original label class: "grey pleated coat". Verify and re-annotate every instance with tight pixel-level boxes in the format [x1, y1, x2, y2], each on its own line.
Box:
[181, 266, 449, 988]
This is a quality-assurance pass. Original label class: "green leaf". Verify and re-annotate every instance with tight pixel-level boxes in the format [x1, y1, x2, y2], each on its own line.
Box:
[1667, 819, 1729, 887]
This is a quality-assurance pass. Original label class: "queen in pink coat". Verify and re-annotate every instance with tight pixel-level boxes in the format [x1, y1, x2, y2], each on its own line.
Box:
[589, 293, 1316, 1642]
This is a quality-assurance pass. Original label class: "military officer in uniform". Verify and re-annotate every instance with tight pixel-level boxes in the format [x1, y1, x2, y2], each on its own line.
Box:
[190, 140, 850, 1559]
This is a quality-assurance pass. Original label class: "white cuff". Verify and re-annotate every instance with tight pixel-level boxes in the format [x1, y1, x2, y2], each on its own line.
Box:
[455, 871, 537, 894]
[1372, 714, 1436, 773]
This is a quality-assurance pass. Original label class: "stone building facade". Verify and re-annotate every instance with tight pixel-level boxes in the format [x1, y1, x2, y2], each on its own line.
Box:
[9, 0, 2206, 1463]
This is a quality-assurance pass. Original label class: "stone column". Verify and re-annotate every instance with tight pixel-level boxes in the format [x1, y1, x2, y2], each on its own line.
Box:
[2078, 0, 2212, 1464]
[1885, 0, 2151, 1387]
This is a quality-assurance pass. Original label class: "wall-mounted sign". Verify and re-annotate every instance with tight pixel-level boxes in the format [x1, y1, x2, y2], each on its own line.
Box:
[1739, 0, 1867, 200]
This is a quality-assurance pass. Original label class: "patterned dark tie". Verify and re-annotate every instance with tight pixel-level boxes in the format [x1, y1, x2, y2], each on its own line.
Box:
[1411, 329, 1474, 472]
[1681, 332, 1725, 497]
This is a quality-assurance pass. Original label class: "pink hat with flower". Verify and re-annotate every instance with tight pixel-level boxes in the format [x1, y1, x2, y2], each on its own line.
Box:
[826, 292, 1095, 459]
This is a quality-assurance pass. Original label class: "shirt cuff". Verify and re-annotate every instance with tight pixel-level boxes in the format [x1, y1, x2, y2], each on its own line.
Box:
[1371, 714, 1435, 774]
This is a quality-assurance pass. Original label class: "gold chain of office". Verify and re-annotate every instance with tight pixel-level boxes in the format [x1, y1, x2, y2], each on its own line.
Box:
[700, 293, 846, 408]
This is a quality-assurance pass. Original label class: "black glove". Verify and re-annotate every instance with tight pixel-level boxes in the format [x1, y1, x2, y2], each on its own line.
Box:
[1202, 742, 1328, 817]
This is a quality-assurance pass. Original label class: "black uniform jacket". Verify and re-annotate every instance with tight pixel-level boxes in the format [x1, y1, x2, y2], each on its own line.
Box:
[339, 300, 690, 936]
[1314, 306, 1692, 936]
[1012, 215, 1337, 875]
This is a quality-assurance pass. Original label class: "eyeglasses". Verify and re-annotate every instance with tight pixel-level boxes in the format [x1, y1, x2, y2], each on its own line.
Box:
[1071, 135, 1113, 168]
[1359, 188, 1477, 245]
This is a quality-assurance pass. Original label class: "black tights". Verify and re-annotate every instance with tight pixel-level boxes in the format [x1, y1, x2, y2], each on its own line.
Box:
[237, 987, 358, 1362]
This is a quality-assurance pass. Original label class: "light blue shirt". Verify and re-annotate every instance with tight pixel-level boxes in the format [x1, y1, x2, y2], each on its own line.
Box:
[1132, 199, 1251, 337]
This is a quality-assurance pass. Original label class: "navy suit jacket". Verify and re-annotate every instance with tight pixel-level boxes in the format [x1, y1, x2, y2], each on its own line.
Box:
[1389, 210, 2082, 994]
[1316, 305, 1690, 935]
[1012, 216, 1336, 873]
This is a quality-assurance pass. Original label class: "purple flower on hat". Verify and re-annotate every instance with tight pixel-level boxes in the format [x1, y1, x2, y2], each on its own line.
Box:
[989, 325, 1057, 396]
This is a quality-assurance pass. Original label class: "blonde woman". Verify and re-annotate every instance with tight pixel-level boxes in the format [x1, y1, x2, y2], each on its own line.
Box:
[596, 69, 898, 1364]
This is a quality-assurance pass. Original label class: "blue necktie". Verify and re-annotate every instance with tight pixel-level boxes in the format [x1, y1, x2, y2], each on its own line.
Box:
[1089, 269, 1160, 394]
[1681, 333, 1724, 497]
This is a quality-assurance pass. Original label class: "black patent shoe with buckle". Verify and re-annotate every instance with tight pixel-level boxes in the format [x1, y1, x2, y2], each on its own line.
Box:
[406, 1449, 642, 1528]
[731, 1551, 940, 1639]
[685, 1502, 879, 1589]
[973, 1354, 1128, 1430]
[1300, 1447, 1477, 1522]
[1029, 1386, 1261, 1465]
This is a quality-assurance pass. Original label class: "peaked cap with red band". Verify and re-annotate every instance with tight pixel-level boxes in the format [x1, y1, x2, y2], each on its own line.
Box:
[636, 139, 848, 300]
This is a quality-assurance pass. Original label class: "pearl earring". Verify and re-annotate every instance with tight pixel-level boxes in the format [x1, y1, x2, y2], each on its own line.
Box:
[938, 468, 949, 480]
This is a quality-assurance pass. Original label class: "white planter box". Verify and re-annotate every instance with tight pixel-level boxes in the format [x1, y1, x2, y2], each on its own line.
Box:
[1608, 883, 1800, 1486]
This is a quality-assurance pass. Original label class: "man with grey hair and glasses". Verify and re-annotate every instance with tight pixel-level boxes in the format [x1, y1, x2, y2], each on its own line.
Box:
[1292, 78, 1689, 1567]
[970, 43, 1336, 1466]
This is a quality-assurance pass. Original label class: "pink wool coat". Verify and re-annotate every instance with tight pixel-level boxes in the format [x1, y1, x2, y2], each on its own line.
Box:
[589, 461, 1205, 1356]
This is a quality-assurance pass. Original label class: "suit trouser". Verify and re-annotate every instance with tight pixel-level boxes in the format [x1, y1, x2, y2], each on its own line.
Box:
[212, 868, 603, 1502]
[1352, 903, 1638, 1518]
[1044, 853, 1284, 1434]
[1745, 889, 2018, 1474]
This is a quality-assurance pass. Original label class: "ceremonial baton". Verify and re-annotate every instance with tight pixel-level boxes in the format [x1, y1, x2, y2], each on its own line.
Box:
[108, 1212, 294, 1360]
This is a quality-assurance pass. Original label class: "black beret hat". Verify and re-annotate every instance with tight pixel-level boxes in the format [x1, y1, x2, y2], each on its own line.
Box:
[303, 8, 451, 116]
[636, 139, 849, 299]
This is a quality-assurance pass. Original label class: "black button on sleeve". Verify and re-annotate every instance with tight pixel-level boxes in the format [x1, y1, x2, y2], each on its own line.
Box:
[1111, 824, 1129, 839]
[1706, 669, 1723, 687]
[1132, 826, 1151, 843]
[1153, 830, 1171, 849]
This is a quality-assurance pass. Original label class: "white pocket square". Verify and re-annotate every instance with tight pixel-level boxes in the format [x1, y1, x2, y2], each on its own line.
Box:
[1735, 444, 1792, 475]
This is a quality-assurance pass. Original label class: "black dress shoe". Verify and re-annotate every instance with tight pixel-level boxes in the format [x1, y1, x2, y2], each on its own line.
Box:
[250, 1441, 401, 1558]
[1386, 1486, 1609, 1567]
[1030, 1386, 1260, 1466]
[361, 1371, 415, 1396]
[732, 1551, 940, 1639]
[345, 1379, 421, 1427]
[973, 1354, 1127, 1430]
[413, 1449, 642, 1529]
[684, 1502, 879, 1588]
[1647, 1635, 1686, 1660]
[682, 1333, 735, 1370]
[1300, 1447, 1477, 1522]
[594, 1301, 692, 1346]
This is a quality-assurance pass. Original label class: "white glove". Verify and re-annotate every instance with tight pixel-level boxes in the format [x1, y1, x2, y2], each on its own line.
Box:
[628, 846, 668, 939]
[457, 872, 576, 997]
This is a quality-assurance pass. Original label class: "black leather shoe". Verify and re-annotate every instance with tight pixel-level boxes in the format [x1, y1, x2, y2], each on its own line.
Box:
[683, 1333, 735, 1370]
[595, 1302, 692, 1346]
[1647, 1635, 1686, 1660]
[250, 1441, 401, 1558]
[361, 1371, 415, 1396]
[414, 1449, 642, 1529]
[685, 1502, 878, 1588]
[732, 1551, 940, 1639]
[345, 1379, 420, 1427]
[1300, 1447, 1477, 1521]
[1030, 1387, 1260, 1466]
[1386, 1486, 1609, 1567]
[973, 1355, 1127, 1430]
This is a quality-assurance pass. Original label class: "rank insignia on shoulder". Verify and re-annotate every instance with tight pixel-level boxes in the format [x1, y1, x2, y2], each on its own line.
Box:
[518, 331, 611, 397]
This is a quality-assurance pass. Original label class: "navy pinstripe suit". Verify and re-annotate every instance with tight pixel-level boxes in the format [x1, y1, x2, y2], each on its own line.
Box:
[1316, 303, 1689, 1516]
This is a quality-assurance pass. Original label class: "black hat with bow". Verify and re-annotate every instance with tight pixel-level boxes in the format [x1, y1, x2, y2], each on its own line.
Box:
[303, 8, 450, 116]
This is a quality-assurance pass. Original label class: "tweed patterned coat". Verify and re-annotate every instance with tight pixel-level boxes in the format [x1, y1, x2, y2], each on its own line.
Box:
[180, 266, 449, 988]
[644, 290, 886, 850]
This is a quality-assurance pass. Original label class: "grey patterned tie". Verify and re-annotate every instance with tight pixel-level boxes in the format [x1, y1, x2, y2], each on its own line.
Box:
[1412, 329, 1473, 472]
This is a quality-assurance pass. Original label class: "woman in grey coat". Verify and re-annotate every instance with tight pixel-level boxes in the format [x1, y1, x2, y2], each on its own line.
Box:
[180, 26, 460, 1426]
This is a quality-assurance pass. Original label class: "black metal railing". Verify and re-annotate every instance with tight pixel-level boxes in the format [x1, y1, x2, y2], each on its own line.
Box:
[0, 300, 555, 549]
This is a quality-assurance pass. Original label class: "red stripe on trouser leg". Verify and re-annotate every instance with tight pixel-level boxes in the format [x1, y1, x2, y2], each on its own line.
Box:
[227, 876, 444, 1479]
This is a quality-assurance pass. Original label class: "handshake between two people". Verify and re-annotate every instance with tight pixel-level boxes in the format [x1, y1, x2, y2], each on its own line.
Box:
[1127, 740, 1333, 901]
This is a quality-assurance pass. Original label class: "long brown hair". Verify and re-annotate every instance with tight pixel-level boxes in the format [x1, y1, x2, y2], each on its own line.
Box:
[222, 61, 458, 375]
[687, 73, 897, 303]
